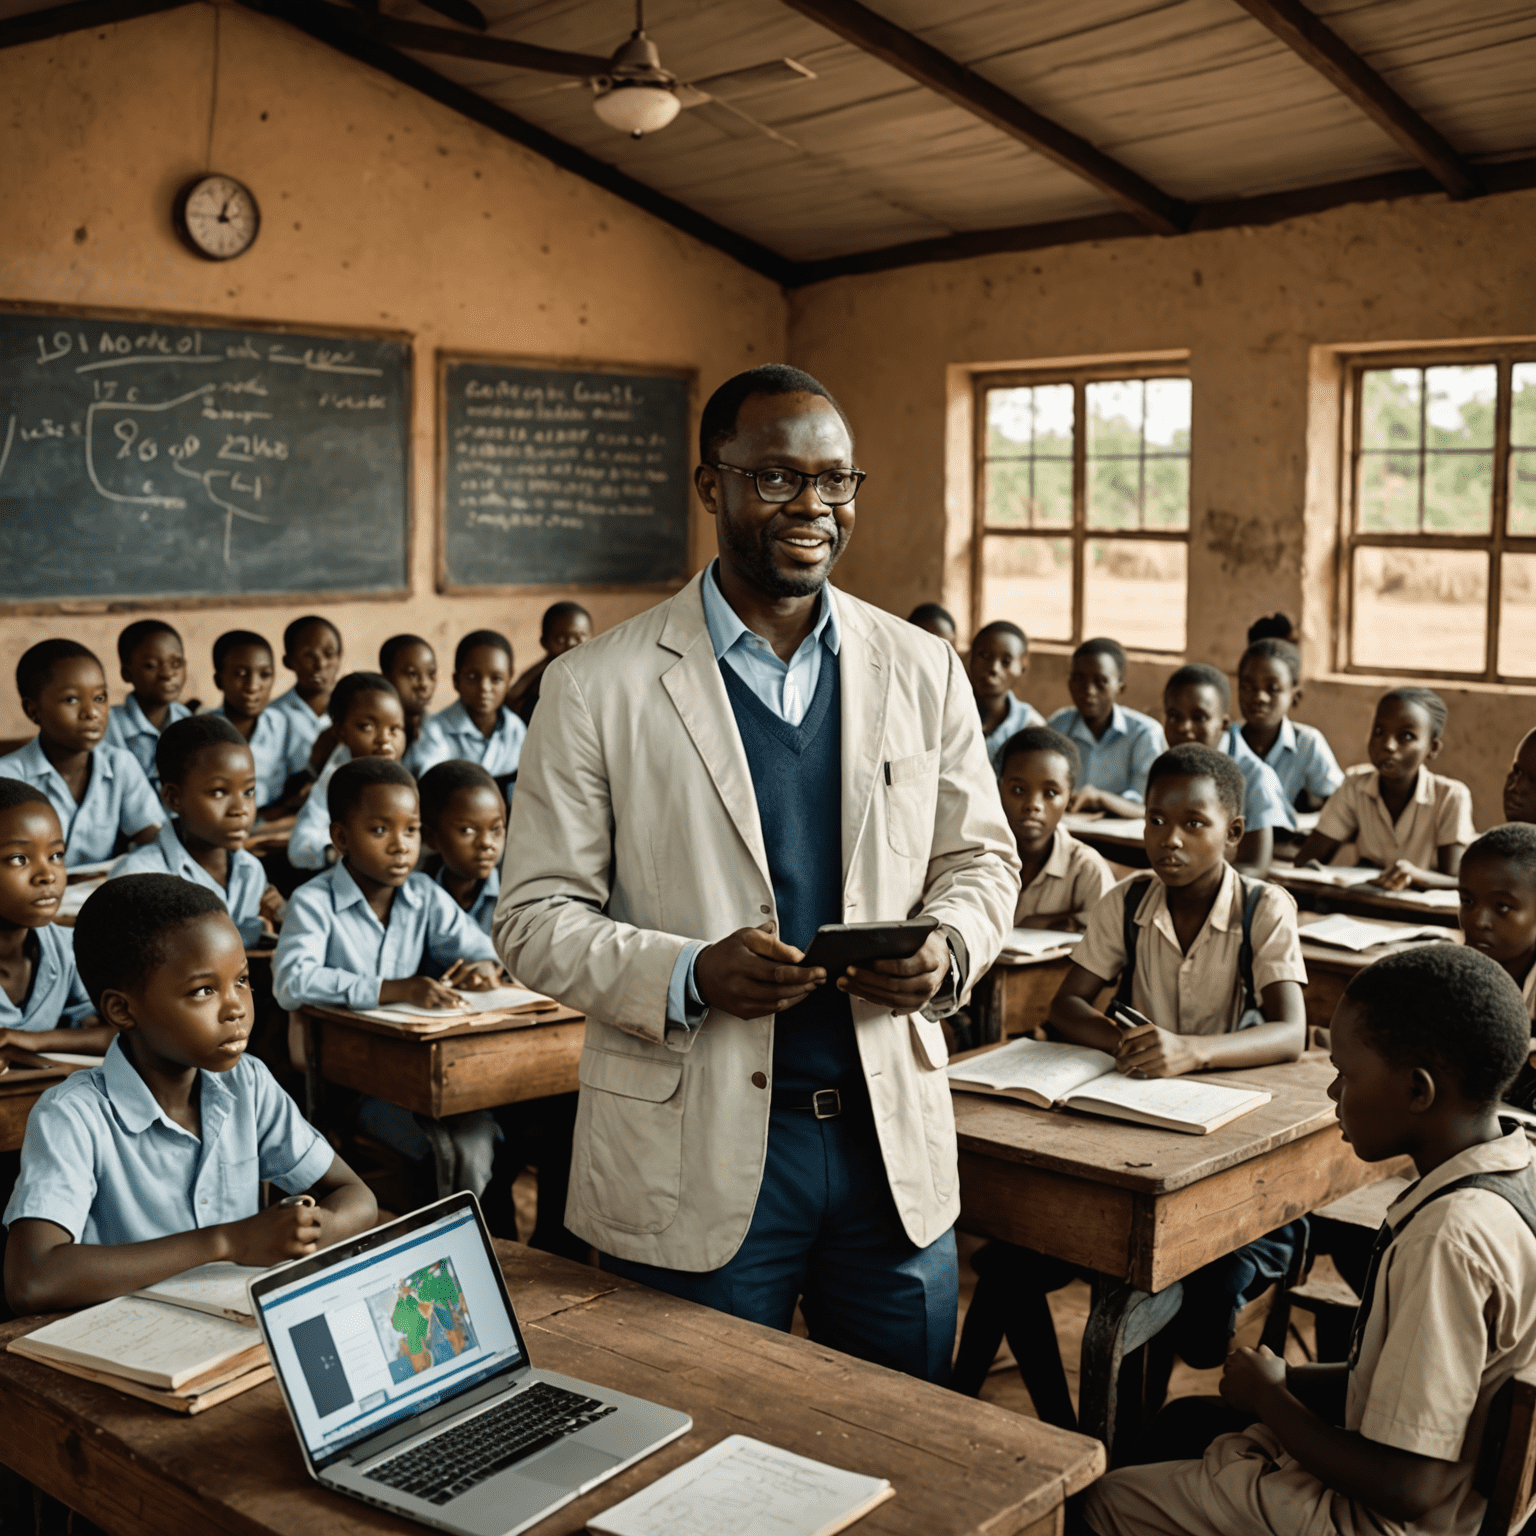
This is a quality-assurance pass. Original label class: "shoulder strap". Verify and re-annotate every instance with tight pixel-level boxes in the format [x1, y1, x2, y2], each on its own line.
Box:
[1236, 875, 1265, 1021]
[1114, 877, 1156, 1008]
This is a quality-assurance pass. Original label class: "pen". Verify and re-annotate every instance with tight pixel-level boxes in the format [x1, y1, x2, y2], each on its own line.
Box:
[278, 1194, 316, 1209]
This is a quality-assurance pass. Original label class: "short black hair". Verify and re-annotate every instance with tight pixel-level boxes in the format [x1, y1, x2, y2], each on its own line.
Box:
[1462, 823, 1536, 886]
[998, 727, 1081, 787]
[1344, 946, 1530, 1106]
[908, 603, 956, 632]
[328, 756, 416, 822]
[156, 713, 250, 787]
[455, 630, 513, 672]
[1240, 636, 1303, 687]
[213, 629, 272, 674]
[973, 620, 1028, 652]
[699, 365, 852, 463]
[116, 619, 181, 669]
[1072, 637, 1126, 679]
[329, 671, 399, 729]
[379, 633, 433, 674]
[419, 760, 501, 828]
[1247, 612, 1296, 645]
[1166, 662, 1231, 710]
[16, 639, 99, 701]
[1146, 743, 1246, 823]
[1380, 686, 1448, 739]
[284, 615, 341, 655]
[73, 874, 228, 1009]
[541, 602, 591, 638]
[0, 778, 55, 818]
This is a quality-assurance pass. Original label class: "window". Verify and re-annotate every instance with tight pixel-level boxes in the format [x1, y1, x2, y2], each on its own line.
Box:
[974, 365, 1191, 654]
[1343, 350, 1536, 681]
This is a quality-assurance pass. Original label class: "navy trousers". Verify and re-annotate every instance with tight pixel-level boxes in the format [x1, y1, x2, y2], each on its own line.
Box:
[601, 1104, 958, 1384]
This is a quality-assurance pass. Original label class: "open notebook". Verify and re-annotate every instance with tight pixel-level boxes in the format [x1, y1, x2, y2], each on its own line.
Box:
[998, 928, 1083, 964]
[947, 1037, 1272, 1135]
[347, 985, 558, 1027]
[1301, 913, 1453, 953]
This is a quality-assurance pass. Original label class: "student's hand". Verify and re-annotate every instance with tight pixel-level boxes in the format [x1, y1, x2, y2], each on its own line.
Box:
[694, 924, 824, 1018]
[260, 885, 287, 931]
[447, 960, 503, 992]
[1115, 1023, 1202, 1078]
[841, 932, 951, 1013]
[380, 976, 470, 1011]
[1301, 858, 1325, 871]
[1370, 860, 1421, 891]
[220, 1203, 324, 1266]
[1067, 788, 1106, 815]
[1220, 1344, 1289, 1416]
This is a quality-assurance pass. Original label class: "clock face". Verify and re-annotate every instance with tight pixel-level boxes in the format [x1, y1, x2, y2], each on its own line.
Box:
[176, 174, 260, 261]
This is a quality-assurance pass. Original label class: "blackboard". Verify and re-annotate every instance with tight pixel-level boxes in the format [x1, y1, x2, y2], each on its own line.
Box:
[0, 309, 411, 604]
[439, 355, 692, 590]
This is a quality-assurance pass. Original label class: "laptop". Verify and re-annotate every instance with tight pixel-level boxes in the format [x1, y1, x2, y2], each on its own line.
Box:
[248, 1193, 692, 1536]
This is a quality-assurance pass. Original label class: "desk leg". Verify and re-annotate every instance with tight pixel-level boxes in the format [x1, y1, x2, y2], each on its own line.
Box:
[1079, 1276, 1185, 1460]
[300, 1014, 321, 1126]
[972, 971, 1003, 1046]
[419, 1119, 456, 1202]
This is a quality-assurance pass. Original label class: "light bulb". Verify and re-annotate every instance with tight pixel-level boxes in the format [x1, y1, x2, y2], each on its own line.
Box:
[592, 82, 681, 137]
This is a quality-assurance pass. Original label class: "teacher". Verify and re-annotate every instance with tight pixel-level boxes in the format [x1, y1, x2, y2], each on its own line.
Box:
[494, 365, 1018, 1382]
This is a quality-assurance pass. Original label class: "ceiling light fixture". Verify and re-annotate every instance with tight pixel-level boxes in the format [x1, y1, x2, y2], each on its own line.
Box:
[590, 2, 681, 138]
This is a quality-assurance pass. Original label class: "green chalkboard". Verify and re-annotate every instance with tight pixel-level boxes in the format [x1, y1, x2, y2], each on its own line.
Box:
[0, 308, 411, 604]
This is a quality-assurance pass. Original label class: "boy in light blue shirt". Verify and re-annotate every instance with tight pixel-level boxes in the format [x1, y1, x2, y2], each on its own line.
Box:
[0, 639, 161, 868]
[967, 621, 1047, 772]
[408, 630, 527, 780]
[1235, 635, 1343, 810]
[419, 760, 505, 934]
[208, 629, 293, 814]
[103, 619, 192, 791]
[4, 874, 375, 1312]
[1049, 637, 1167, 818]
[268, 614, 343, 784]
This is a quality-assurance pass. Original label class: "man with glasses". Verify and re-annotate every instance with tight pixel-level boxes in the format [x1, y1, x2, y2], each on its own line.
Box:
[495, 365, 1017, 1382]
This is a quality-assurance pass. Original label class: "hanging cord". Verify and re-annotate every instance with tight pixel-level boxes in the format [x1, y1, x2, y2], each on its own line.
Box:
[204, 1, 221, 173]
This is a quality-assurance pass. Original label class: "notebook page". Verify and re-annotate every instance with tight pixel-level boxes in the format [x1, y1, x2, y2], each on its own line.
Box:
[1060, 1071, 1270, 1132]
[360, 986, 554, 1020]
[134, 1262, 267, 1323]
[947, 1037, 1115, 1101]
[1302, 914, 1451, 952]
[589, 1434, 892, 1536]
[999, 928, 1084, 960]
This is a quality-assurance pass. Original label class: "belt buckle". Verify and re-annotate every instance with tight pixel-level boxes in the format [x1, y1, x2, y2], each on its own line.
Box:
[811, 1088, 841, 1120]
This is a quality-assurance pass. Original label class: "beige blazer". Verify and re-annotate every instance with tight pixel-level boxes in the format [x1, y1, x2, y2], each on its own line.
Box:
[493, 572, 1019, 1271]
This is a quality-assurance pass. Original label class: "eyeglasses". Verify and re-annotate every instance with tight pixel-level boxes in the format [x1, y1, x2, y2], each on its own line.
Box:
[711, 461, 866, 506]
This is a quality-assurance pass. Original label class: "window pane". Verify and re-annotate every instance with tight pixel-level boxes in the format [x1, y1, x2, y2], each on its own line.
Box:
[1144, 456, 1190, 530]
[1086, 377, 1190, 532]
[1498, 554, 1536, 678]
[1425, 364, 1495, 450]
[1033, 384, 1074, 455]
[1144, 378, 1191, 450]
[984, 460, 1032, 528]
[1358, 452, 1421, 532]
[1087, 380, 1143, 457]
[1513, 364, 1536, 447]
[984, 384, 1074, 531]
[1424, 450, 1493, 534]
[1360, 369, 1421, 452]
[985, 387, 1033, 457]
[1083, 539, 1185, 653]
[1352, 546, 1487, 673]
[980, 536, 1072, 641]
[1510, 448, 1536, 535]
[1086, 457, 1140, 530]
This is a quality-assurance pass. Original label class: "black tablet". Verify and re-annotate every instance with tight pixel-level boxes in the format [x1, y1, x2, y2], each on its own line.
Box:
[800, 917, 940, 977]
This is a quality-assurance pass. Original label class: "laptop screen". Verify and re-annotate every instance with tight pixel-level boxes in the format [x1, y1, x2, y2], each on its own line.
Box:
[255, 1202, 525, 1463]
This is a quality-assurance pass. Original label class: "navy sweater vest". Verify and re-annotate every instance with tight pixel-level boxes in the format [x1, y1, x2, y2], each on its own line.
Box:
[720, 655, 859, 1091]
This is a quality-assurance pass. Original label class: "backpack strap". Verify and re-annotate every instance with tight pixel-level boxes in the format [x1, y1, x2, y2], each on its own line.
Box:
[1235, 874, 1265, 1023]
[1113, 876, 1156, 1009]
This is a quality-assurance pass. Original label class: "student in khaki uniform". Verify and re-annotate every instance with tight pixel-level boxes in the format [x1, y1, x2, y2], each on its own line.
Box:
[1296, 687, 1475, 892]
[1077, 944, 1536, 1536]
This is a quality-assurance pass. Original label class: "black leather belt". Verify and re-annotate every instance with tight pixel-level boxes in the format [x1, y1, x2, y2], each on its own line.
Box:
[770, 1086, 867, 1120]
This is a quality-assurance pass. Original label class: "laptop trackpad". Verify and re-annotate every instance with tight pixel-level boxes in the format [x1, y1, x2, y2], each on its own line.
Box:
[518, 1441, 619, 1488]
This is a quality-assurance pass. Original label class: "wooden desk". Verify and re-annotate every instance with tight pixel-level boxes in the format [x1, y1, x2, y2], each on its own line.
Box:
[971, 956, 1076, 1041]
[1270, 864, 1461, 927]
[1299, 913, 1460, 1034]
[0, 1243, 1104, 1536]
[0, 1070, 74, 1153]
[1062, 814, 1147, 869]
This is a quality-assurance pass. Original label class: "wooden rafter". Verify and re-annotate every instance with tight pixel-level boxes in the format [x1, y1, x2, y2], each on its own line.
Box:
[0, 0, 190, 49]
[324, 9, 608, 79]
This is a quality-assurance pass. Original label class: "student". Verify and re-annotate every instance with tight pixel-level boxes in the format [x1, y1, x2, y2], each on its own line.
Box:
[907, 602, 958, 647]
[1047, 638, 1166, 817]
[999, 727, 1113, 930]
[3, 875, 376, 1312]
[419, 760, 504, 934]
[1295, 687, 1475, 891]
[109, 716, 282, 947]
[0, 780, 113, 1054]
[379, 633, 438, 754]
[268, 615, 342, 783]
[0, 640, 160, 868]
[1163, 662, 1294, 875]
[409, 631, 527, 780]
[1504, 727, 1536, 824]
[1247, 611, 1298, 645]
[288, 673, 406, 872]
[273, 759, 503, 1196]
[103, 619, 192, 791]
[1235, 635, 1343, 811]
[508, 603, 593, 727]
[209, 629, 291, 815]
[969, 622, 1046, 771]
[1079, 945, 1536, 1536]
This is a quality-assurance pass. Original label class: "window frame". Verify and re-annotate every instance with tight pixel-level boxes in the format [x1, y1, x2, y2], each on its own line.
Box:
[1339, 344, 1536, 683]
[972, 360, 1192, 656]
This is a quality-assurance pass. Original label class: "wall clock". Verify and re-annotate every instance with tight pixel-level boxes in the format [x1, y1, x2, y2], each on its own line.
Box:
[173, 173, 260, 261]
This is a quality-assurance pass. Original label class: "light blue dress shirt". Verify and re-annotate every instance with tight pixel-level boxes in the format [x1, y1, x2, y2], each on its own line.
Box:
[1254, 718, 1345, 809]
[983, 692, 1048, 772]
[0, 923, 93, 1033]
[273, 862, 498, 1013]
[267, 686, 331, 783]
[1046, 705, 1166, 804]
[207, 705, 294, 810]
[288, 744, 351, 871]
[3, 1040, 332, 1244]
[0, 737, 161, 868]
[104, 697, 192, 789]
[110, 821, 269, 947]
[1222, 724, 1297, 832]
[408, 701, 527, 780]
[433, 862, 500, 936]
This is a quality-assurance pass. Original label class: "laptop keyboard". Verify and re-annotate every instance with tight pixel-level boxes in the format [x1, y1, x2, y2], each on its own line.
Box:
[366, 1381, 617, 1505]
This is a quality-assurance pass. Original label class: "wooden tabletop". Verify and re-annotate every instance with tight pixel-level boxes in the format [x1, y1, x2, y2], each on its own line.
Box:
[0, 1244, 1104, 1536]
[1269, 863, 1460, 926]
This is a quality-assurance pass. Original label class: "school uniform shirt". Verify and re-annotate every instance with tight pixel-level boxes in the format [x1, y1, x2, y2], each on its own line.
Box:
[433, 861, 500, 936]
[103, 697, 192, 789]
[408, 700, 527, 780]
[1072, 866, 1306, 1035]
[0, 737, 160, 868]
[1255, 718, 1344, 808]
[0, 924, 93, 1033]
[1046, 704, 1166, 804]
[1315, 763, 1477, 871]
[266, 686, 330, 784]
[207, 706, 293, 810]
[272, 861, 497, 1013]
[288, 743, 351, 871]
[1014, 829, 1114, 927]
[1222, 724, 1297, 833]
[3, 1038, 333, 1246]
[110, 820, 268, 947]
[983, 692, 1048, 772]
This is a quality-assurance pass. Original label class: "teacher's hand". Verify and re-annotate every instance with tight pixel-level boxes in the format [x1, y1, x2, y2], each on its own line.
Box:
[839, 932, 949, 1013]
[694, 924, 826, 1018]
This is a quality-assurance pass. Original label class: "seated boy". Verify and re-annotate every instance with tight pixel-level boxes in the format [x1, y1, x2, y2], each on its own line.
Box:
[1504, 727, 1536, 825]
[288, 673, 407, 871]
[907, 602, 957, 647]
[509, 604, 593, 727]
[268, 615, 343, 784]
[408, 631, 527, 781]
[273, 759, 504, 1195]
[380, 633, 438, 756]
[4, 874, 375, 1312]
[1235, 635, 1342, 811]
[1079, 944, 1536, 1536]
[103, 619, 192, 791]
[0, 780, 114, 1054]
[0, 640, 160, 867]
[999, 728, 1113, 930]
[110, 716, 283, 947]
[1163, 663, 1294, 876]
[209, 629, 292, 816]
[969, 622, 1046, 772]
[419, 760, 505, 934]
[1048, 637, 1166, 818]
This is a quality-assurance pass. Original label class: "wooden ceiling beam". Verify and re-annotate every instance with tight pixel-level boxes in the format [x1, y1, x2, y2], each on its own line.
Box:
[1228, 0, 1479, 199]
[322, 9, 609, 79]
[0, 0, 191, 50]
[776, 0, 1189, 236]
